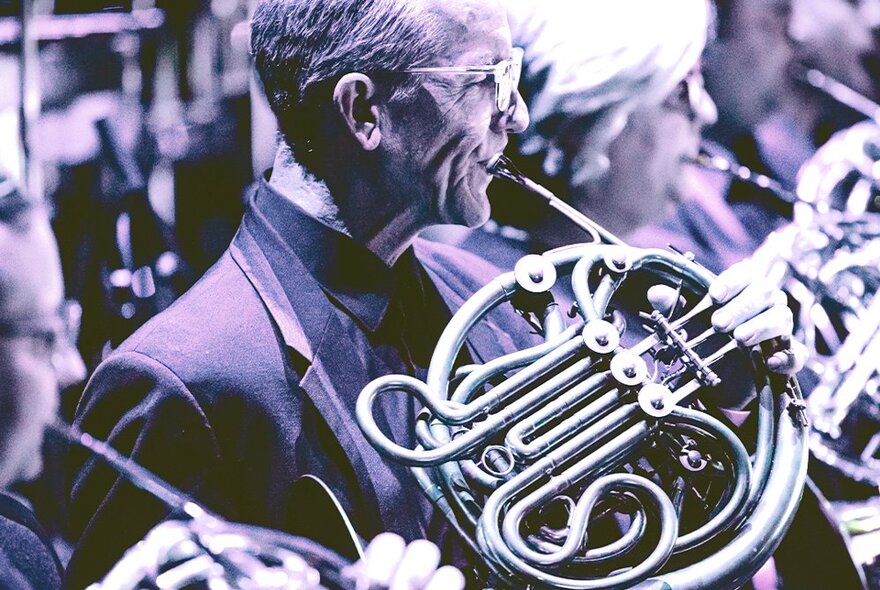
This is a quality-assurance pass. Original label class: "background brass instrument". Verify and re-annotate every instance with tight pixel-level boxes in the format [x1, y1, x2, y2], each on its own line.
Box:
[793, 65, 880, 215]
[49, 423, 358, 590]
[758, 209, 880, 486]
[693, 115, 880, 586]
[357, 155, 808, 589]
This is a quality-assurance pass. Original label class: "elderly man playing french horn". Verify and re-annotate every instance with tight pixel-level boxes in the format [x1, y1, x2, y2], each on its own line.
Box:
[65, 0, 804, 588]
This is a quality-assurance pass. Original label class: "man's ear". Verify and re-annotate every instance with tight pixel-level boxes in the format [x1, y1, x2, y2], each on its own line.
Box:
[333, 73, 383, 151]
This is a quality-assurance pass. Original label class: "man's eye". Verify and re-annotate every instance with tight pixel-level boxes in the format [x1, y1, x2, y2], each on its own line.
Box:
[462, 73, 490, 86]
[30, 331, 57, 356]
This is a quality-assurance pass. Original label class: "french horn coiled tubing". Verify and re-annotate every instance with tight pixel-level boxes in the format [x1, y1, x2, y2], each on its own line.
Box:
[357, 156, 809, 589]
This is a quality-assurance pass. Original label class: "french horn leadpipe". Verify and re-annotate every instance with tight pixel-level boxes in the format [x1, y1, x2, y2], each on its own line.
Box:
[48, 422, 355, 590]
[357, 154, 809, 589]
[487, 155, 627, 245]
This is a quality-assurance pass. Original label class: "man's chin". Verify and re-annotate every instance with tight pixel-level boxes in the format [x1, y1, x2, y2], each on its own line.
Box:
[466, 212, 492, 229]
[447, 179, 492, 227]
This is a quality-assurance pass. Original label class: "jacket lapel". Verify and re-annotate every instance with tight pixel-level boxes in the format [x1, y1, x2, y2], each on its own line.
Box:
[230, 205, 423, 538]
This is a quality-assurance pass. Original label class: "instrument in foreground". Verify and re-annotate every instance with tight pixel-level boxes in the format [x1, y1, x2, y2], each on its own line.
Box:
[357, 155, 808, 589]
[50, 422, 357, 590]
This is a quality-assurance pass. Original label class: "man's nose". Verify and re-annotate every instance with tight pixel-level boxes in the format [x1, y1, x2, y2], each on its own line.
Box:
[696, 91, 719, 128]
[54, 343, 87, 391]
[495, 91, 530, 134]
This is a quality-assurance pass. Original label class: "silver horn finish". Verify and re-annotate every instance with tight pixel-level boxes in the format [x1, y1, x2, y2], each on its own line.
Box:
[357, 157, 808, 589]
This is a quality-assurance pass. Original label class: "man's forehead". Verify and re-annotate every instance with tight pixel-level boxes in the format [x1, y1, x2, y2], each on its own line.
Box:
[422, 0, 511, 62]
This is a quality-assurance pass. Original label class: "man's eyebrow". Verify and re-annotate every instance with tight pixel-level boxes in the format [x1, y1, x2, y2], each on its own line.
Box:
[459, 51, 501, 67]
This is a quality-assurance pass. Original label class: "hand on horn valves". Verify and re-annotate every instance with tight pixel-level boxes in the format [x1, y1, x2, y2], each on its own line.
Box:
[707, 258, 806, 376]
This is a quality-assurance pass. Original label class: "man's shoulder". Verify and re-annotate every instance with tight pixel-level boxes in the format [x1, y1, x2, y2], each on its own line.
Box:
[0, 494, 61, 590]
[413, 235, 508, 287]
[413, 236, 540, 352]
[99, 251, 291, 399]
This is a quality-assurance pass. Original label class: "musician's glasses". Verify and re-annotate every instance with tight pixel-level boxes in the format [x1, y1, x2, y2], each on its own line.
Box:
[662, 70, 716, 124]
[401, 48, 524, 117]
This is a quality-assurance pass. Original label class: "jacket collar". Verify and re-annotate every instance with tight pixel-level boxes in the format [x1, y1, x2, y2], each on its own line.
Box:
[248, 179, 397, 332]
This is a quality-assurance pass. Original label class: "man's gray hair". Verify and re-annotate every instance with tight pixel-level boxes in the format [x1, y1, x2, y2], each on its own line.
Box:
[251, 0, 450, 170]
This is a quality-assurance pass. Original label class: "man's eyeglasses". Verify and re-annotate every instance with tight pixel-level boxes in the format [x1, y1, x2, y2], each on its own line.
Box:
[401, 48, 524, 117]
[0, 299, 82, 358]
[663, 71, 711, 122]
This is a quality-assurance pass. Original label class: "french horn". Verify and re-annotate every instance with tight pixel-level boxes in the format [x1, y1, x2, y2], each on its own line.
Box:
[49, 422, 357, 590]
[792, 65, 880, 215]
[356, 155, 808, 589]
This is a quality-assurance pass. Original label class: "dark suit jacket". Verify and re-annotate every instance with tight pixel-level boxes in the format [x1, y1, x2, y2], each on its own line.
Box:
[65, 180, 538, 588]
[0, 493, 62, 590]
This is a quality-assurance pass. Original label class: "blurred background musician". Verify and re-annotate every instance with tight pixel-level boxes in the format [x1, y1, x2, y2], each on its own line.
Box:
[431, 0, 720, 268]
[758, 0, 878, 184]
[691, 0, 880, 253]
[0, 169, 85, 589]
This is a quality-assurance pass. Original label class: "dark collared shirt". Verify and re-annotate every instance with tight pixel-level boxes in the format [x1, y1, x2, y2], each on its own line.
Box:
[256, 181, 462, 372]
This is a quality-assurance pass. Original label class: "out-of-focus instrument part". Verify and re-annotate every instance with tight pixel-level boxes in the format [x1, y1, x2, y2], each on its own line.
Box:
[49, 422, 359, 590]
[17, 0, 42, 202]
[795, 120, 880, 215]
[757, 210, 880, 488]
[689, 150, 800, 205]
[831, 496, 880, 587]
[0, 8, 164, 46]
[793, 65, 880, 123]
[94, 116, 190, 349]
[356, 155, 808, 589]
